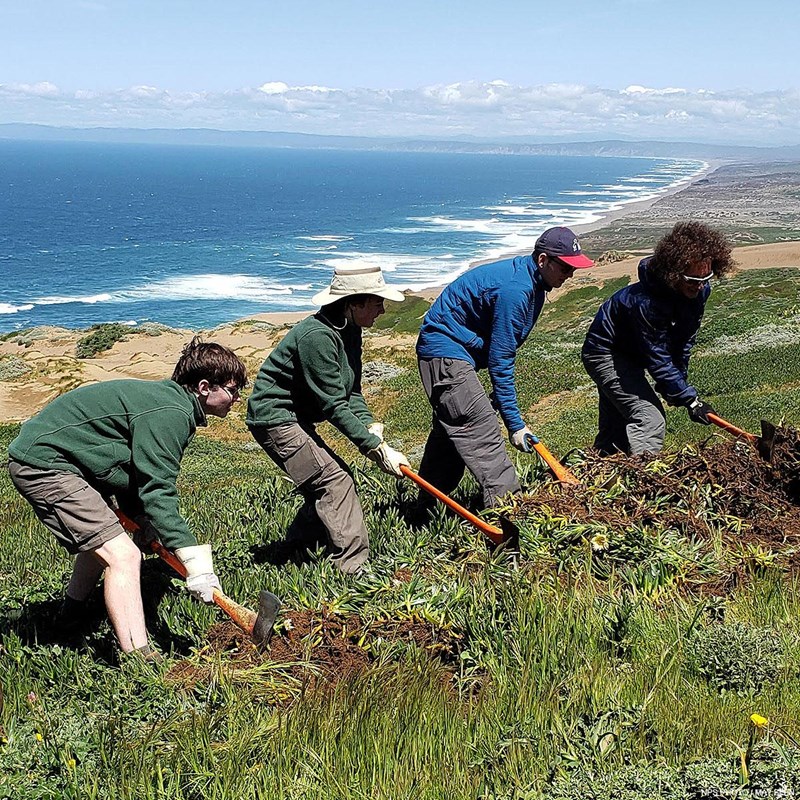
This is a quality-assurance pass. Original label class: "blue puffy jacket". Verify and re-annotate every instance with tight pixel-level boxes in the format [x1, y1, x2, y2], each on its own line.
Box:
[582, 257, 709, 406]
[416, 255, 547, 433]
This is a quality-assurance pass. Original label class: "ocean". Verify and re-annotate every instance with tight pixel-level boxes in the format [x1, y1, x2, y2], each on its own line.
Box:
[0, 140, 704, 332]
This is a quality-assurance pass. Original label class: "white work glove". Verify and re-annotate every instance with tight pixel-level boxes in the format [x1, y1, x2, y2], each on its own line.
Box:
[367, 441, 410, 477]
[367, 422, 385, 441]
[511, 426, 538, 453]
[175, 544, 221, 604]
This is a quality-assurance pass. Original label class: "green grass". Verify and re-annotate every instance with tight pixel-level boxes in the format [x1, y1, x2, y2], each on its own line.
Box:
[2, 267, 800, 798]
[372, 294, 432, 334]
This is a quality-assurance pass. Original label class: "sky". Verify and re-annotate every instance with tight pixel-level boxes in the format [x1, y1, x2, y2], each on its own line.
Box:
[1, 0, 799, 145]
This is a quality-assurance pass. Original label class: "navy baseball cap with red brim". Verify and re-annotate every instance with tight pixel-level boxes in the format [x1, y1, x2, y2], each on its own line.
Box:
[534, 226, 595, 268]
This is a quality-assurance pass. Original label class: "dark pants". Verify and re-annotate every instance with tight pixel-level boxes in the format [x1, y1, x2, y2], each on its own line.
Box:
[417, 357, 520, 509]
[249, 423, 369, 574]
[582, 351, 667, 455]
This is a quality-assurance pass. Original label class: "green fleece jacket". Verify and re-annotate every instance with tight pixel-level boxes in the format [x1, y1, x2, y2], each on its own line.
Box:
[8, 379, 206, 550]
[246, 313, 381, 453]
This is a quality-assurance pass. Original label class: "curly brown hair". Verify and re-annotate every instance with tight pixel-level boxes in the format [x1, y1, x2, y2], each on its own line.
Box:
[650, 221, 735, 285]
[171, 337, 247, 390]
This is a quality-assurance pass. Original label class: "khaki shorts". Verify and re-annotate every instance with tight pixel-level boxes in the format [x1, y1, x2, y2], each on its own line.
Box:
[8, 460, 125, 555]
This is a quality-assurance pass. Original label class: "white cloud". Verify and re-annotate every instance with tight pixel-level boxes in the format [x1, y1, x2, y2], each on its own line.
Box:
[0, 81, 61, 98]
[0, 79, 798, 145]
[257, 82, 289, 95]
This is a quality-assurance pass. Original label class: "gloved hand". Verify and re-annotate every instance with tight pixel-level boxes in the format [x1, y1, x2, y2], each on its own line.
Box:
[174, 544, 221, 604]
[367, 422, 385, 442]
[367, 441, 410, 477]
[511, 426, 538, 452]
[687, 397, 716, 425]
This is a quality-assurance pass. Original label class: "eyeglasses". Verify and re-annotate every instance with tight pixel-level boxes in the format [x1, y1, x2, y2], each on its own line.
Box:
[680, 272, 714, 284]
[550, 257, 575, 273]
[218, 384, 241, 401]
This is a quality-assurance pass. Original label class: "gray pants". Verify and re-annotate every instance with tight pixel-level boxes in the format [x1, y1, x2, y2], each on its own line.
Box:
[582, 352, 666, 455]
[249, 422, 369, 574]
[417, 358, 520, 508]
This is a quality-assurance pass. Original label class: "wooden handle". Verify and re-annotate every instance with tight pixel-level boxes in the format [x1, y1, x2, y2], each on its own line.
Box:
[707, 413, 759, 443]
[115, 509, 257, 635]
[400, 465, 504, 544]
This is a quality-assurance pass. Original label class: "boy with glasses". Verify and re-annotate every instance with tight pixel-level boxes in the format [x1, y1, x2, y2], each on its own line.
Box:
[7, 337, 247, 660]
[582, 221, 734, 455]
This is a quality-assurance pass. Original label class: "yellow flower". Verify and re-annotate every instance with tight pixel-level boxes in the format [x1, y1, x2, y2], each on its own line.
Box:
[66, 758, 77, 769]
[750, 713, 769, 729]
[35, 732, 43, 742]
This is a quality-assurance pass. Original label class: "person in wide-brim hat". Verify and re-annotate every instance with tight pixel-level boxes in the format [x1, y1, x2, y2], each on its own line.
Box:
[246, 264, 410, 574]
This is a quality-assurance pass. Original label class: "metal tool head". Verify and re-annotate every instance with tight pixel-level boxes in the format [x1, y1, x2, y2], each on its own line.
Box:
[251, 590, 281, 646]
[758, 419, 777, 462]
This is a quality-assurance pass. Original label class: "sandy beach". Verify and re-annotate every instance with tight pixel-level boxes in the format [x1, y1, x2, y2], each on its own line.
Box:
[1, 159, 799, 423]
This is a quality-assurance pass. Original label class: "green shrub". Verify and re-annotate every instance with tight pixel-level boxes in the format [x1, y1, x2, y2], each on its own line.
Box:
[689, 622, 783, 695]
[75, 323, 131, 358]
[0, 356, 31, 381]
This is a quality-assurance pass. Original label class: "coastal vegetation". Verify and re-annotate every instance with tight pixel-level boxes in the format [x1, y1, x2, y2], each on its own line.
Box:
[1, 268, 799, 798]
[75, 323, 132, 359]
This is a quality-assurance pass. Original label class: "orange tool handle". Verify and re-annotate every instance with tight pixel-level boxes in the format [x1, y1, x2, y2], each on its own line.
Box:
[524, 434, 580, 485]
[115, 510, 257, 634]
[400, 465, 504, 544]
[531, 441, 580, 485]
[707, 413, 759, 444]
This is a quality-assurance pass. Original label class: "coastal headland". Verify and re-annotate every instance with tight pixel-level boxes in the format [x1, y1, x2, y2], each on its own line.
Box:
[1, 159, 799, 423]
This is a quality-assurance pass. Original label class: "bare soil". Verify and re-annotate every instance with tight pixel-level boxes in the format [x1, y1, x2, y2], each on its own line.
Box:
[511, 429, 800, 564]
[166, 608, 461, 691]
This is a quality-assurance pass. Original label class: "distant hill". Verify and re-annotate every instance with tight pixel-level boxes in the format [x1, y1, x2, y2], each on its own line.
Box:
[2, 123, 799, 162]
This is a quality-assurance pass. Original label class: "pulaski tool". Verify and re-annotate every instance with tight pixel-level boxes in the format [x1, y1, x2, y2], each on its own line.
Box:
[707, 413, 776, 461]
[115, 510, 280, 645]
[400, 465, 504, 545]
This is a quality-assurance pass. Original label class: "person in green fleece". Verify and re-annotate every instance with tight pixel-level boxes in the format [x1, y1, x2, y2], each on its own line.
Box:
[247, 264, 410, 574]
[7, 338, 247, 660]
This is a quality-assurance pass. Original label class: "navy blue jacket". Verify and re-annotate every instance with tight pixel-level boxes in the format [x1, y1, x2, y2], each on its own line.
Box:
[582, 257, 709, 406]
[416, 255, 547, 433]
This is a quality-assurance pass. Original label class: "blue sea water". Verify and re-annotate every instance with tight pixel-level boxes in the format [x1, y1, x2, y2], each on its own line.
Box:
[0, 140, 704, 332]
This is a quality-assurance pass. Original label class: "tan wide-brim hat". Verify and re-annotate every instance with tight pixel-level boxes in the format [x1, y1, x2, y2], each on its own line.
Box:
[312, 264, 406, 306]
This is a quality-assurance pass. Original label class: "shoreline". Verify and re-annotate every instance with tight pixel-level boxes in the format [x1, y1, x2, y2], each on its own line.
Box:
[0, 155, 716, 334]
[2, 158, 800, 423]
[405, 158, 721, 302]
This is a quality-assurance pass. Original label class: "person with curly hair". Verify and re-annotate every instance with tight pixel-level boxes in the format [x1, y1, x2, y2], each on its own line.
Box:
[581, 221, 734, 455]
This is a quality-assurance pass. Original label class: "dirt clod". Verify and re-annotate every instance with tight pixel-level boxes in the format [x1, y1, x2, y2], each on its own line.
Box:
[166, 609, 460, 691]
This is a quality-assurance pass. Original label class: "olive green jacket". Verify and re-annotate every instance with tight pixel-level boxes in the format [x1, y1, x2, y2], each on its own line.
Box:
[8, 379, 206, 549]
[246, 313, 381, 453]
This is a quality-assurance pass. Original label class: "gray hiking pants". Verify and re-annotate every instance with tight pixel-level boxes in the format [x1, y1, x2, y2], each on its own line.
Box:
[249, 423, 369, 574]
[582, 351, 666, 456]
[417, 357, 520, 508]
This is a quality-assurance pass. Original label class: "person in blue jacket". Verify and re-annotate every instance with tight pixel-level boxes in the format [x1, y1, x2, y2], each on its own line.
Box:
[415, 226, 595, 515]
[581, 221, 734, 455]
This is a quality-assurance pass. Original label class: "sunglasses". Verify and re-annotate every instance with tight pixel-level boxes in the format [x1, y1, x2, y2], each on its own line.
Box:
[680, 272, 713, 284]
[218, 384, 241, 400]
